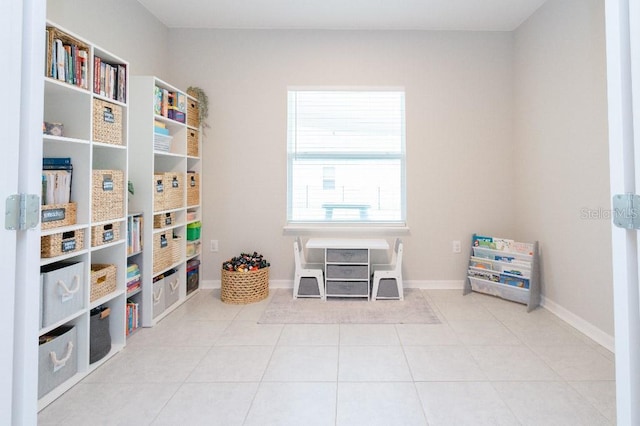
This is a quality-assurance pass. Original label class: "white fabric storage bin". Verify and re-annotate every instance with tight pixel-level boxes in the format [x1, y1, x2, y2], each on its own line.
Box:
[163, 269, 180, 310]
[152, 276, 165, 319]
[38, 325, 77, 398]
[40, 262, 85, 328]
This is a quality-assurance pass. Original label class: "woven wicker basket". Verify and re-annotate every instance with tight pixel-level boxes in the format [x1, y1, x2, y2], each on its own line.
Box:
[187, 98, 199, 128]
[171, 236, 183, 265]
[153, 232, 172, 274]
[187, 129, 199, 157]
[91, 221, 121, 247]
[153, 212, 175, 229]
[163, 172, 184, 210]
[93, 99, 123, 145]
[187, 172, 200, 207]
[90, 264, 117, 302]
[153, 174, 165, 212]
[41, 228, 85, 258]
[41, 202, 77, 230]
[92, 170, 124, 222]
[45, 27, 89, 86]
[221, 267, 269, 304]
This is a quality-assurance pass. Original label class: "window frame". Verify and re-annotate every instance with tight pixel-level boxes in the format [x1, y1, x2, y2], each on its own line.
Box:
[286, 87, 407, 227]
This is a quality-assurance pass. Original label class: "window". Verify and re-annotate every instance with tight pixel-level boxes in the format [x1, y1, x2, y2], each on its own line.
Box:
[287, 89, 406, 224]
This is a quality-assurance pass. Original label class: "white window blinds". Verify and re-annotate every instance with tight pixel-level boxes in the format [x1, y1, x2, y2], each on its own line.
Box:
[287, 89, 406, 223]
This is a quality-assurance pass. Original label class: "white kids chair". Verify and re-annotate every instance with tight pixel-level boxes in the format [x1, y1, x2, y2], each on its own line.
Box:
[293, 237, 325, 300]
[371, 238, 404, 301]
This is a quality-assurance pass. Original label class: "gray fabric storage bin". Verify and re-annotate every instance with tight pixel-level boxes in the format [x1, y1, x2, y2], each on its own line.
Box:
[376, 278, 400, 298]
[89, 306, 111, 364]
[298, 277, 321, 296]
[326, 249, 368, 263]
[152, 276, 165, 318]
[163, 269, 179, 309]
[38, 325, 77, 399]
[40, 262, 85, 328]
[326, 280, 368, 296]
[326, 265, 368, 279]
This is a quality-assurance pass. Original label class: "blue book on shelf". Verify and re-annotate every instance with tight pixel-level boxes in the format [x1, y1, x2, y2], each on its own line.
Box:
[154, 126, 170, 135]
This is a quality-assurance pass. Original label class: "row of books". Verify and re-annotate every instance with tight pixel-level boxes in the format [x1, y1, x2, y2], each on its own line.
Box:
[46, 29, 89, 89]
[94, 57, 126, 103]
[127, 216, 143, 255]
[154, 86, 186, 123]
[126, 299, 139, 336]
[472, 234, 534, 256]
[468, 267, 531, 289]
[42, 158, 73, 205]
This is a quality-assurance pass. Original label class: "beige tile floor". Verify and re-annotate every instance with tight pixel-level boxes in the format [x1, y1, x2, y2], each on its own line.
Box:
[38, 289, 617, 425]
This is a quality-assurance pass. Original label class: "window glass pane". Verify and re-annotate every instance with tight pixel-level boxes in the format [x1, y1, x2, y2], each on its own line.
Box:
[287, 89, 405, 223]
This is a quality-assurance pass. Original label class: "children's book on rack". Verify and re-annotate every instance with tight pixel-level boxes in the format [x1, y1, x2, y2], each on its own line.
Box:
[465, 233, 540, 312]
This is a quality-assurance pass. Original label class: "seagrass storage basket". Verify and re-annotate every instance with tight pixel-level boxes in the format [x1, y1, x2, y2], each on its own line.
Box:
[45, 27, 89, 85]
[163, 172, 184, 210]
[91, 221, 121, 247]
[41, 228, 85, 258]
[153, 212, 175, 229]
[41, 202, 77, 230]
[92, 170, 124, 222]
[221, 267, 269, 304]
[187, 129, 199, 157]
[171, 235, 183, 265]
[153, 174, 165, 212]
[187, 98, 199, 128]
[153, 232, 172, 274]
[90, 264, 117, 302]
[187, 172, 200, 207]
[93, 99, 123, 145]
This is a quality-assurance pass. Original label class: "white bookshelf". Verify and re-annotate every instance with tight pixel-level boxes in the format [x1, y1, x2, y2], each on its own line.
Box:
[128, 76, 202, 327]
[39, 21, 129, 410]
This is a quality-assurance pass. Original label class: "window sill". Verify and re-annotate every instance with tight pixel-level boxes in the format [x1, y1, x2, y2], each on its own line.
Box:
[282, 223, 410, 236]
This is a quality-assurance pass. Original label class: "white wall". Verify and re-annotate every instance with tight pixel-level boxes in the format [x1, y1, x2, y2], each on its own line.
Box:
[47, 0, 169, 79]
[166, 29, 516, 284]
[513, 0, 613, 338]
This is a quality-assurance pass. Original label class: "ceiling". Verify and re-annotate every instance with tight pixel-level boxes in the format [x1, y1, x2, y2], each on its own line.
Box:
[137, 0, 549, 31]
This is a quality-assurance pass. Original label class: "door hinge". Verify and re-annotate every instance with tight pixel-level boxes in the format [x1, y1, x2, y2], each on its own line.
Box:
[5, 194, 40, 231]
[612, 193, 640, 229]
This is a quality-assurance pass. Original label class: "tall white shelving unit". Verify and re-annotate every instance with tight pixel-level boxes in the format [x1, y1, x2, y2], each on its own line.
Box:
[128, 76, 202, 327]
[39, 22, 129, 409]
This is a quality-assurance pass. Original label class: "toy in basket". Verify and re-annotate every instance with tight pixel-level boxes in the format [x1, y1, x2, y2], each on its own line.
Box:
[221, 252, 270, 304]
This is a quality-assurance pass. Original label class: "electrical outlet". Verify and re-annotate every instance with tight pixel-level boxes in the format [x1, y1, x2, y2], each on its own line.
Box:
[452, 240, 461, 254]
[210, 240, 219, 252]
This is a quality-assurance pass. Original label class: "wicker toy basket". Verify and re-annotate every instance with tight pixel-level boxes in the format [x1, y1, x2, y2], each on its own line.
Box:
[221, 267, 269, 304]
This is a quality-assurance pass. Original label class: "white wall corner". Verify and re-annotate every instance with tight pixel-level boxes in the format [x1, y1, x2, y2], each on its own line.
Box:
[541, 296, 615, 353]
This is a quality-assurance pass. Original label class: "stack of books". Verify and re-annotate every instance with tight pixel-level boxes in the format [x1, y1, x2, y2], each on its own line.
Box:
[42, 157, 73, 205]
[126, 263, 141, 295]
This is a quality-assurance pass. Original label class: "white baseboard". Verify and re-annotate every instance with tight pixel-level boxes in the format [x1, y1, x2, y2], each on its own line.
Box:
[541, 296, 615, 353]
[202, 279, 464, 290]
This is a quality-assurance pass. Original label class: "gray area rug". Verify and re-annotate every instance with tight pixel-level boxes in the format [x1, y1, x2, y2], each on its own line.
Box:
[258, 288, 441, 324]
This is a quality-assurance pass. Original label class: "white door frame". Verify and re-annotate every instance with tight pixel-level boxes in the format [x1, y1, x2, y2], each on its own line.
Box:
[2, 0, 46, 424]
[605, 0, 640, 424]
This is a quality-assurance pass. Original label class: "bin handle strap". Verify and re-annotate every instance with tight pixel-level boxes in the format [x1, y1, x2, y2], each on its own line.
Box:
[50, 341, 74, 368]
[170, 279, 179, 292]
[153, 287, 163, 303]
[57, 275, 80, 296]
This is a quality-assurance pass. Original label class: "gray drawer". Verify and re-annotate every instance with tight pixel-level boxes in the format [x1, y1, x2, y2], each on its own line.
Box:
[326, 280, 368, 296]
[326, 264, 369, 279]
[326, 249, 368, 263]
